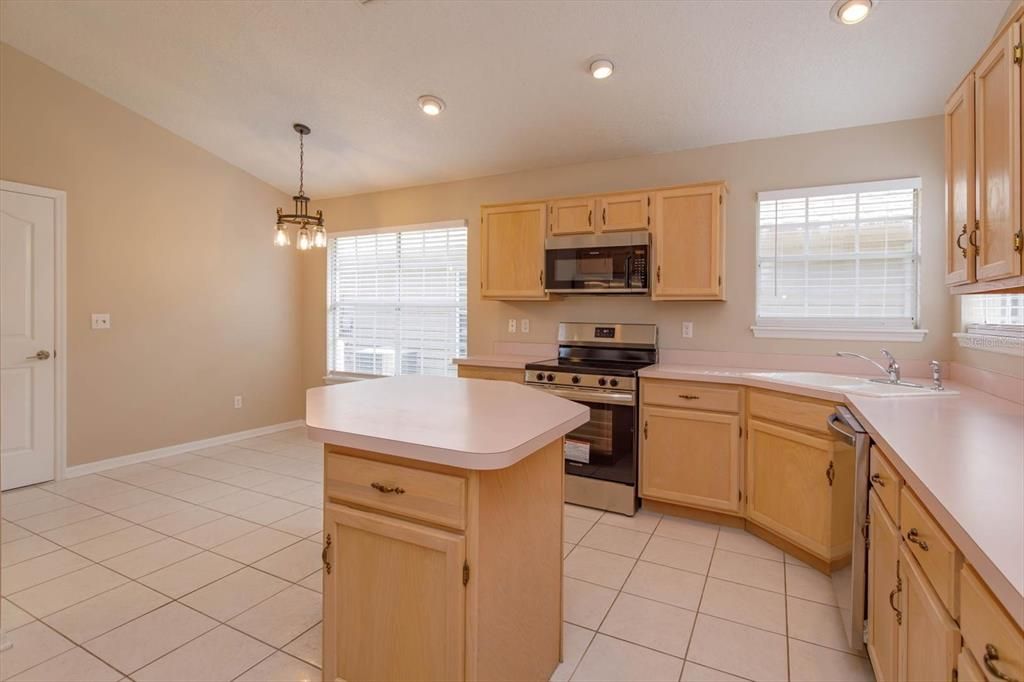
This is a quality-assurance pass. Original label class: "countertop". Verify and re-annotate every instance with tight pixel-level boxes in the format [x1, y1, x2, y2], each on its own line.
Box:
[640, 362, 1024, 627]
[305, 375, 589, 470]
[452, 354, 551, 369]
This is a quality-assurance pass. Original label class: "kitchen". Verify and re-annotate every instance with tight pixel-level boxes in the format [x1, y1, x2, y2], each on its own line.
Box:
[0, 1, 1022, 682]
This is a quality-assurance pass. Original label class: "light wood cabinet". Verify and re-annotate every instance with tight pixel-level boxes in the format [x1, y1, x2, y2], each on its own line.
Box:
[549, 197, 596, 236]
[323, 503, 466, 682]
[456, 365, 524, 383]
[480, 202, 548, 300]
[640, 405, 741, 514]
[960, 564, 1024, 682]
[945, 74, 976, 285]
[867, 491, 901, 682]
[898, 544, 961, 682]
[745, 419, 838, 561]
[899, 488, 961, 618]
[975, 21, 1022, 283]
[651, 183, 725, 300]
[957, 648, 988, 682]
[944, 12, 1023, 294]
[599, 192, 650, 232]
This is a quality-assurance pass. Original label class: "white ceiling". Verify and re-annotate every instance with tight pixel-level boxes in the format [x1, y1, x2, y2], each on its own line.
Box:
[0, 0, 1011, 198]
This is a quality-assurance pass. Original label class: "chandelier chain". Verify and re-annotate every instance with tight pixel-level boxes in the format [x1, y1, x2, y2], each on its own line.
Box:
[298, 130, 304, 197]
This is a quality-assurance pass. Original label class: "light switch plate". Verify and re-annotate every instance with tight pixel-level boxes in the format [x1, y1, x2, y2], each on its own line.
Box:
[520, 318, 530, 333]
[507, 319, 517, 333]
[91, 313, 111, 330]
[682, 321, 694, 338]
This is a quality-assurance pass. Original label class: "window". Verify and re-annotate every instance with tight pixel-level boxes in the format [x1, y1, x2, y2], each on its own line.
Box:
[753, 178, 925, 341]
[327, 220, 468, 379]
[956, 294, 1024, 356]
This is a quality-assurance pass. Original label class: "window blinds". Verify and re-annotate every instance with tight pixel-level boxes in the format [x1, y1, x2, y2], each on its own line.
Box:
[327, 222, 468, 377]
[756, 178, 921, 328]
[963, 294, 1024, 337]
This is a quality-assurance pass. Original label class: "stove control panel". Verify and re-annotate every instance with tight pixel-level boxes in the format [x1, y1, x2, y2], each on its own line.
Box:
[523, 370, 636, 391]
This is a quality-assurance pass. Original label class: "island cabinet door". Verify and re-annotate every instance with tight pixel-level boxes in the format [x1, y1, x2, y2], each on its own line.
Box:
[745, 419, 834, 560]
[639, 406, 741, 513]
[322, 503, 466, 682]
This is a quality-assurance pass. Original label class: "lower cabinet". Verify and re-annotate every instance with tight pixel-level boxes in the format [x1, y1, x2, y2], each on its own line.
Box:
[898, 543, 961, 682]
[745, 419, 838, 560]
[456, 365, 524, 383]
[323, 503, 466, 682]
[867, 491, 900, 682]
[639, 405, 741, 513]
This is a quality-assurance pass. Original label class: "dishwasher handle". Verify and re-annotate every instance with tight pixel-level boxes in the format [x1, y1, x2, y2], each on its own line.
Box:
[827, 412, 857, 445]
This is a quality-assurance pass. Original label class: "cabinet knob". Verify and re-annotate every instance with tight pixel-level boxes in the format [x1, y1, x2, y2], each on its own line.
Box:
[983, 644, 1018, 682]
[870, 473, 885, 487]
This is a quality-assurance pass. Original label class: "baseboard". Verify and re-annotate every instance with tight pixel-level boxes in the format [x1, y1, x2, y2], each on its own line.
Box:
[62, 419, 306, 479]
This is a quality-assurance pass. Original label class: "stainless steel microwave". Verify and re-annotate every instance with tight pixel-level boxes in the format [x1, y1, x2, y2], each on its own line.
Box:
[544, 232, 649, 295]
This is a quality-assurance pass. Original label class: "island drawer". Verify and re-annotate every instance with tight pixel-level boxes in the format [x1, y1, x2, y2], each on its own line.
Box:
[748, 390, 835, 435]
[900, 487, 961, 617]
[642, 380, 740, 413]
[960, 564, 1024, 682]
[325, 452, 467, 530]
[869, 446, 902, 520]
[456, 365, 523, 383]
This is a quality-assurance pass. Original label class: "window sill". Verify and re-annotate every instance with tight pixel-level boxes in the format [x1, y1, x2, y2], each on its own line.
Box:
[953, 333, 1024, 356]
[323, 373, 383, 385]
[750, 326, 928, 342]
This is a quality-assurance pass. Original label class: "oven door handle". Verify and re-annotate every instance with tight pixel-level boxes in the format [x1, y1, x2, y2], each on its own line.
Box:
[531, 385, 635, 406]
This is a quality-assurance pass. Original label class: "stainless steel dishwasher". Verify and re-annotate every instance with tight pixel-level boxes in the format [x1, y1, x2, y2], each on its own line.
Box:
[827, 405, 871, 652]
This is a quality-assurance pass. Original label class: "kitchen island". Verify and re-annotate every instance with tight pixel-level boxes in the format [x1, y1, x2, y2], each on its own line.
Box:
[306, 375, 589, 682]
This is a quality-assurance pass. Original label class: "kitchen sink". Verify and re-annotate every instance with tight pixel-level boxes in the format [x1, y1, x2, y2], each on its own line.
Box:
[748, 371, 958, 397]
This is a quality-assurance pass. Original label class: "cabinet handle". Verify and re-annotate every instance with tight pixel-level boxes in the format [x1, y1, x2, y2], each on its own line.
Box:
[888, 575, 902, 625]
[677, 394, 699, 400]
[956, 224, 968, 258]
[539, 270, 543, 285]
[906, 528, 929, 551]
[322, 533, 332, 574]
[1015, 229, 1023, 253]
[983, 644, 1019, 682]
[870, 473, 885, 487]
[656, 265, 661, 283]
[588, 209, 592, 226]
[371, 482, 406, 495]
[969, 222, 979, 248]
[602, 208, 607, 225]
[826, 461, 835, 486]
[643, 420, 648, 440]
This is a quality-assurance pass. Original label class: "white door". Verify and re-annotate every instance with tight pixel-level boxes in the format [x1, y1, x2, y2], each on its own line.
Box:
[1, 188, 56, 489]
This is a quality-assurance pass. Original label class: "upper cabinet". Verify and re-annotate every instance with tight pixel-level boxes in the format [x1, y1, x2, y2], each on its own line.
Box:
[599, 192, 650, 232]
[549, 197, 596, 236]
[480, 202, 548, 300]
[945, 13, 1023, 294]
[479, 181, 726, 301]
[652, 183, 726, 300]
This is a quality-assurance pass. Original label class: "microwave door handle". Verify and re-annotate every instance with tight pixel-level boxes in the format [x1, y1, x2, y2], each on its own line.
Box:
[624, 254, 632, 289]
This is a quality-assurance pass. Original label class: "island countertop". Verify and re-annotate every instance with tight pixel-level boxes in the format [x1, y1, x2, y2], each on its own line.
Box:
[305, 374, 589, 470]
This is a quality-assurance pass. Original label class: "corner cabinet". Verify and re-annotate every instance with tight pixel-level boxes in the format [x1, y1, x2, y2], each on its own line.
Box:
[651, 183, 726, 300]
[945, 13, 1023, 294]
[480, 202, 548, 300]
[323, 503, 466, 682]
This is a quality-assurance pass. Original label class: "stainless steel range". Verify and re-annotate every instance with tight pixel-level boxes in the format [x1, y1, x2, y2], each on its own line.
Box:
[525, 322, 658, 516]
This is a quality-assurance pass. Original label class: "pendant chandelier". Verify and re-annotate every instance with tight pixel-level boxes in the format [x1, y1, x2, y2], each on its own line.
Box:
[274, 123, 326, 250]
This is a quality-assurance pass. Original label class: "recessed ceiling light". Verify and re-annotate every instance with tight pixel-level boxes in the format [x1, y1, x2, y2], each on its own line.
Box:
[417, 95, 445, 116]
[831, 0, 872, 25]
[590, 59, 614, 80]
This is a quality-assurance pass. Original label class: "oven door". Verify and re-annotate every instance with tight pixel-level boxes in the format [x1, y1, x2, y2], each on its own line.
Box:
[545, 244, 648, 294]
[531, 385, 637, 485]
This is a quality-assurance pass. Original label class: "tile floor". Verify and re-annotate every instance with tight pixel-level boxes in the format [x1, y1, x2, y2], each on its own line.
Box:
[0, 428, 874, 682]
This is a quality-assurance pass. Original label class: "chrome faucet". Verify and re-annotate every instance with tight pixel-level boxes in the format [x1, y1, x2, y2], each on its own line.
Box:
[930, 360, 945, 391]
[836, 349, 920, 387]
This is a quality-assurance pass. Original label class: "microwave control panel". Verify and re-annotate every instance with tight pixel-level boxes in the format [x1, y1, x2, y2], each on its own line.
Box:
[631, 249, 648, 287]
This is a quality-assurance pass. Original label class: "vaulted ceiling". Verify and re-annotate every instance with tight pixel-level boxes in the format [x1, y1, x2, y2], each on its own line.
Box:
[0, 0, 1011, 197]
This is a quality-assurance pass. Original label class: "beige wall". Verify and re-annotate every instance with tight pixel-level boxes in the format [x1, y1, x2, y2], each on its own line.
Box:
[1, 43, 305, 467]
[303, 116, 955, 389]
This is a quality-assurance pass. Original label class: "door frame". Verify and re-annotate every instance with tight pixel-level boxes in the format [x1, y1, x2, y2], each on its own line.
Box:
[1, 180, 67, 483]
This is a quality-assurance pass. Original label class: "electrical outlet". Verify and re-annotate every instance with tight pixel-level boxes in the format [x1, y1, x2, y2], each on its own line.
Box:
[91, 313, 111, 330]
[682, 321, 694, 338]
[520, 318, 530, 334]
[233, 395, 243, 409]
[507, 319, 517, 333]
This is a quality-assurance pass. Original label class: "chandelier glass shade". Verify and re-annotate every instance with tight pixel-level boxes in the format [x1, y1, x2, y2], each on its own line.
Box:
[275, 123, 326, 250]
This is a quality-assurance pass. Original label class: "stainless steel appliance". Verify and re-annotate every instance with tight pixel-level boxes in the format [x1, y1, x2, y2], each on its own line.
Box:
[525, 322, 658, 515]
[827, 406, 871, 652]
[544, 232, 649, 294]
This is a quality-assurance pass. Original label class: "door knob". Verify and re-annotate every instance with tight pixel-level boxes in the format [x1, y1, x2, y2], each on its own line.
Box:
[26, 350, 50, 360]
